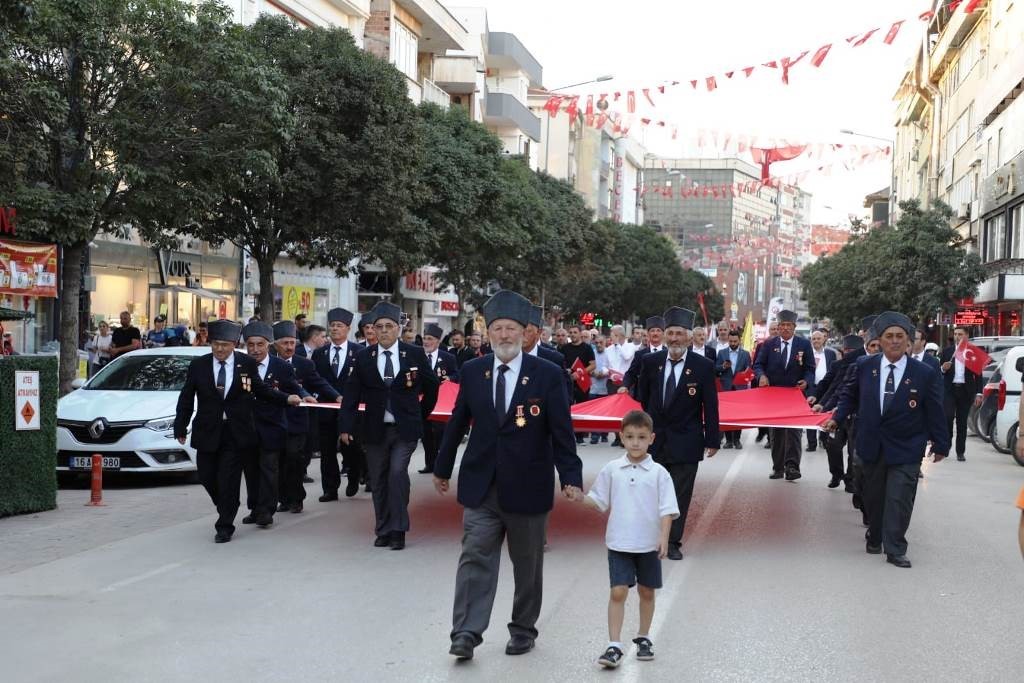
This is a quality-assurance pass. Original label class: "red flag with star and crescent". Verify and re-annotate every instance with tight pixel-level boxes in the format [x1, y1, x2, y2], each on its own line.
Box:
[954, 340, 990, 376]
[571, 357, 592, 394]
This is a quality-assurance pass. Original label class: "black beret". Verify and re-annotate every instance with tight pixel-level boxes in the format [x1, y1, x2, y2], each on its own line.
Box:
[369, 301, 402, 325]
[327, 308, 354, 325]
[482, 290, 531, 327]
[272, 321, 297, 340]
[843, 334, 864, 350]
[871, 311, 915, 339]
[777, 310, 798, 324]
[663, 307, 696, 330]
[242, 321, 274, 342]
[208, 320, 242, 343]
[645, 316, 666, 331]
[423, 323, 444, 339]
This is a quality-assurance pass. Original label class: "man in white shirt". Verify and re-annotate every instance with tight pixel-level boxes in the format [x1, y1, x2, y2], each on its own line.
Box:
[807, 330, 836, 452]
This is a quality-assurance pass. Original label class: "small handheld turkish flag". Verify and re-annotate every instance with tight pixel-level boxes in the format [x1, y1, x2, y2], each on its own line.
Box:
[733, 367, 755, 386]
[571, 358, 592, 394]
[954, 340, 991, 376]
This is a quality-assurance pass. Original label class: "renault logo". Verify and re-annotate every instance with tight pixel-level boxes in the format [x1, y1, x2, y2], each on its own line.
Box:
[88, 418, 107, 440]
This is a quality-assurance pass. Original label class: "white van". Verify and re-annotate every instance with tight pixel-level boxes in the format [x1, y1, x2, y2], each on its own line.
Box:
[991, 345, 1024, 467]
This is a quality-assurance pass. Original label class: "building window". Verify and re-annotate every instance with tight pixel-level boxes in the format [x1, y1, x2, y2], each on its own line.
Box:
[391, 20, 418, 81]
[984, 214, 1007, 262]
[1011, 205, 1024, 259]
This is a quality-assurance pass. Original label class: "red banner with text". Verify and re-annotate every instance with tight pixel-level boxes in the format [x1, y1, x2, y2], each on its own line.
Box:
[0, 239, 59, 298]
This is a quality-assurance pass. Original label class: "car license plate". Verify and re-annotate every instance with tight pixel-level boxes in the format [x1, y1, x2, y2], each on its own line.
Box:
[68, 456, 121, 470]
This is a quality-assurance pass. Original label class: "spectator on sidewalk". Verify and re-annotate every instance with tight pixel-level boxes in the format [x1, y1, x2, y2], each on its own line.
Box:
[85, 321, 114, 376]
[109, 311, 142, 359]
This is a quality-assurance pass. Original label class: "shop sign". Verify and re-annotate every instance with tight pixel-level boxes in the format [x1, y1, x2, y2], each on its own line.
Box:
[401, 268, 459, 305]
[953, 308, 987, 326]
[282, 285, 314, 321]
[156, 249, 201, 288]
[14, 370, 40, 431]
[0, 239, 58, 298]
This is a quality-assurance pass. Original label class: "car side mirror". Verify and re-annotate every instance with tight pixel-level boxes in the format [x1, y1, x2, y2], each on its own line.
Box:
[1015, 357, 1024, 373]
[71, 378, 86, 390]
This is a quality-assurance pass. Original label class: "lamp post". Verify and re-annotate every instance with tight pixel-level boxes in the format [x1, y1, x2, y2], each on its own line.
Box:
[544, 75, 614, 173]
[839, 129, 895, 145]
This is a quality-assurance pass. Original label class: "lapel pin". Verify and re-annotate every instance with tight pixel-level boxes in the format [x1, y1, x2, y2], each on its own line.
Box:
[484, 370, 491, 379]
[530, 404, 541, 417]
[521, 376, 530, 385]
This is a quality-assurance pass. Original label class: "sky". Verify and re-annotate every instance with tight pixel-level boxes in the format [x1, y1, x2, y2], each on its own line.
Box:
[465, 0, 930, 224]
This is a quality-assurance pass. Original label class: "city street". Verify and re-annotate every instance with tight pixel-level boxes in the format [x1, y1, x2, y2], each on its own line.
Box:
[2, 434, 1022, 682]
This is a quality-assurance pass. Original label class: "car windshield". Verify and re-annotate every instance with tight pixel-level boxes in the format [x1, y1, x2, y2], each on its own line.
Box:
[86, 355, 194, 391]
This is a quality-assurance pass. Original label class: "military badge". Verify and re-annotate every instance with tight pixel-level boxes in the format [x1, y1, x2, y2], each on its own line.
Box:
[521, 376, 530, 385]
[685, 368, 692, 375]
[909, 400, 917, 408]
[515, 405, 526, 428]
[688, 387, 697, 396]
[484, 370, 491, 379]
[530, 405, 541, 417]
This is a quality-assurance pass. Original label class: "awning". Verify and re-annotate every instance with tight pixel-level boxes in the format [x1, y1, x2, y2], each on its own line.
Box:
[152, 285, 228, 301]
[0, 307, 35, 322]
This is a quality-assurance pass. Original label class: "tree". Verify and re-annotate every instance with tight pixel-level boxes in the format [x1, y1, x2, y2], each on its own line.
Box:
[800, 199, 984, 329]
[0, 0, 278, 392]
[150, 15, 422, 320]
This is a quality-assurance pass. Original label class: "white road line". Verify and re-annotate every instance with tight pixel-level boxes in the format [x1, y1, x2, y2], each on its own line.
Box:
[100, 562, 183, 593]
[621, 450, 749, 682]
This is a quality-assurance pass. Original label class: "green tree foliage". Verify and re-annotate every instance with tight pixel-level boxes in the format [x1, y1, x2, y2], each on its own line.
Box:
[0, 0, 275, 392]
[800, 199, 984, 329]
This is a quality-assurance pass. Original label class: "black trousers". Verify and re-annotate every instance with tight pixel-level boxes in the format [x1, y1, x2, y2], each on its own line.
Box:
[319, 417, 365, 494]
[806, 429, 818, 449]
[197, 437, 243, 534]
[770, 428, 802, 472]
[244, 445, 280, 518]
[278, 432, 306, 507]
[303, 414, 318, 472]
[820, 425, 848, 480]
[724, 428, 742, 447]
[862, 460, 920, 556]
[944, 384, 972, 457]
[662, 462, 699, 548]
[421, 419, 445, 472]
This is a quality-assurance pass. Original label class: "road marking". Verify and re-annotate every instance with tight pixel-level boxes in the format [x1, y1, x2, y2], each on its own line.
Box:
[100, 562, 183, 592]
[621, 449, 749, 683]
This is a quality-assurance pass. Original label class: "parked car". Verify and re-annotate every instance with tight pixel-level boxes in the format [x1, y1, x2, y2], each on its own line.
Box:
[56, 347, 205, 474]
[974, 366, 1002, 445]
[968, 343, 1024, 436]
[990, 347, 1024, 466]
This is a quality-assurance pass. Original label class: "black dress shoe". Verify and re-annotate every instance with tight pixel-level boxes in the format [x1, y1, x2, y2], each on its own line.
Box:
[390, 532, 406, 550]
[417, 467, 433, 474]
[290, 503, 303, 514]
[755, 433, 765, 443]
[505, 634, 535, 655]
[763, 441, 772, 449]
[844, 480, 855, 493]
[785, 468, 802, 481]
[318, 493, 338, 502]
[866, 542, 882, 555]
[666, 546, 683, 561]
[302, 475, 314, 483]
[277, 503, 290, 512]
[257, 515, 273, 528]
[806, 445, 817, 452]
[364, 484, 373, 493]
[887, 554, 912, 568]
[828, 476, 841, 488]
[373, 535, 390, 548]
[242, 514, 256, 524]
[449, 634, 475, 660]
[769, 471, 784, 480]
[956, 454, 966, 461]
[345, 478, 359, 497]
[722, 443, 734, 449]
[214, 531, 232, 543]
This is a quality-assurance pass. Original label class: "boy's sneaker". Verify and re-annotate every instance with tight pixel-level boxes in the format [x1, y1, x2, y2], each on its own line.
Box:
[633, 637, 654, 660]
[598, 646, 624, 668]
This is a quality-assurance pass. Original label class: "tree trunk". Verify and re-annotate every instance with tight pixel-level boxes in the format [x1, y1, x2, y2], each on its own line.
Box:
[256, 253, 276, 323]
[59, 240, 87, 396]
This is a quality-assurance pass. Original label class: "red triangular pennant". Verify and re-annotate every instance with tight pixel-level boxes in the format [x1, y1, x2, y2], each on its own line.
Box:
[884, 20, 905, 45]
[706, 76, 718, 92]
[742, 66, 755, 77]
[810, 44, 832, 67]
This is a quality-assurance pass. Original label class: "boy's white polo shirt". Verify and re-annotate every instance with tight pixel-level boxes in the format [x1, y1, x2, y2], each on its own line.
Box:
[587, 454, 680, 553]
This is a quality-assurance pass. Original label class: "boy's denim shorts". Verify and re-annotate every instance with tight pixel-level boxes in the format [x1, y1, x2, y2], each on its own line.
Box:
[608, 548, 662, 589]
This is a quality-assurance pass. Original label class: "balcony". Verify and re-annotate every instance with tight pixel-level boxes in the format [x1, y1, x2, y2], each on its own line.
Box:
[928, 6, 985, 82]
[433, 55, 478, 95]
[395, 0, 469, 53]
[486, 32, 543, 87]
[421, 77, 450, 108]
[484, 92, 541, 141]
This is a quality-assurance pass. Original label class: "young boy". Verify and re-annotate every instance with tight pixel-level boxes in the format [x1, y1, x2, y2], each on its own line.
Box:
[583, 410, 679, 669]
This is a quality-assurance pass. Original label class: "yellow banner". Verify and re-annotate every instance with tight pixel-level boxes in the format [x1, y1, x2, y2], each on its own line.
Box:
[282, 286, 314, 322]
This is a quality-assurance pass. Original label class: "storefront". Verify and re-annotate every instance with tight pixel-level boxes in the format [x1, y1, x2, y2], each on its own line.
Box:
[399, 267, 461, 336]
[247, 255, 357, 326]
[0, 238, 59, 354]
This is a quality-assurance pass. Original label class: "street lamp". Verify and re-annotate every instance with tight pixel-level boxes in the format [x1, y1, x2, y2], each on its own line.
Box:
[839, 129, 894, 145]
[544, 75, 615, 173]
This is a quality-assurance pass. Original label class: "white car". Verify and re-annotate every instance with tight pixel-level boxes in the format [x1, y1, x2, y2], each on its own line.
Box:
[991, 346, 1024, 467]
[56, 347, 207, 474]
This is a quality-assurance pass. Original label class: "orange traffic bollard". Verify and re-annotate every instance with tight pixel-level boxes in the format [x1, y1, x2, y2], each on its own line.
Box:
[86, 453, 104, 506]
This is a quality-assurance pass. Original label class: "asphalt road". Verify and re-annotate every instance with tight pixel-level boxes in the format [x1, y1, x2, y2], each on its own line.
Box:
[2, 432, 1022, 682]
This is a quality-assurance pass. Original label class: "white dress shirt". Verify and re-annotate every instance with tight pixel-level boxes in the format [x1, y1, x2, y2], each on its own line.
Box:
[492, 352, 522, 411]
[716, 339, 731, 353]
[329, 341, 349, 378]
[303, 344, 315, 357]
[953, 354, 966, 384]
[526, 343, 539, 356]
[586, 455, 680, 553]
[376, 341, 399, 423]
[879, 354, 908, 413]
[427, 349, 439, 370]
[813, 349, 827, 384]
[256, 354, 270, 380]
[662, 350, 687, 396]
[212, 354, 234, 396]
[605, 343, 632, 374]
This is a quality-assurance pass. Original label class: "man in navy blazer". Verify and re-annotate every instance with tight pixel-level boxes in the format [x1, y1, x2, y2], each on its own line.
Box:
[174, 320, 300, 543]
[241, 322, 308, 528]
[637, 306, 720, 560]
[619, 315, 666, 398]
[810, 334, 865, 489]
[754, 310, 816, 481]
[339, 301, 439, 550]
[273, 321, 337, 513]
[523, 305, 571, 400]
[715, 329, 752, 448]
[827, 312, 949, 569]
[434, 290, 582, 661]
[418, 322, 459, 474]
[310, 308, 363, 499]
[806, 329, 838, 453]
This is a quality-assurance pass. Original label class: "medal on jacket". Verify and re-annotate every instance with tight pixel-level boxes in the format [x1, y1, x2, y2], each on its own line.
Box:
[242, 375, 251, 392]
[405, 371, 413, 388]
[515, 405, 526, 428]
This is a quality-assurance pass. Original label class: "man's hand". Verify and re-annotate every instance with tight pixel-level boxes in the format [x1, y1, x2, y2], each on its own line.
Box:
[339, 433, 351, 446]
[807, 396, 817, 406]
[974, 395, 983, 408]
[176, 436, 186, 445]
[758, 376, 770, 388]
[657, 538, 668, 560]
[335, 396, 343, 404]
[821, 419, 838, 432]
[796, 380, 808, 390]
[302, 396, 318, 404]
[941, 361, 952, 372]
[812, 404, 824, 413]
[705, 447, 719, 458]
[723, 360, 731, 369]
[617, 386, 629, 394]
[562, 485, 583, 501]
[932, 452, 947, 463]
[433, 476, 449, 495]
[287, 394, 301, 406]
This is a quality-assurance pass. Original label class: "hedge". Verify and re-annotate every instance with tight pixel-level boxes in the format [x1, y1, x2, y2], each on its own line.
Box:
[0, 355, 58, 516]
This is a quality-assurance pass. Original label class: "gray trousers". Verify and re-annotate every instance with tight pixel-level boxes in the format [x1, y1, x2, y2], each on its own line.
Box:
[770, 427, 802, 472]
[451, 486, 548, 645]
[363, 425, 417, 537]
[862, 460, 920, 556]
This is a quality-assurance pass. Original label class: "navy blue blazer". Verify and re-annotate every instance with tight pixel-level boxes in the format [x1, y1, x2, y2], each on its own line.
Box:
[282, 354, 333, 434]
[715, 347, 752, 391]
[636, 350, 721, 464]
[338, 342, 439, 445]
[834, 354, 950, 464]
[435, 353, 583, 515]
[622, 345, 664, 397]
[311, 340, 362, 423]
[252, 355, 305, 451]
[535, 344, 572, 400]
[429, 348, 460, 384]
[753, 335, 816, 388]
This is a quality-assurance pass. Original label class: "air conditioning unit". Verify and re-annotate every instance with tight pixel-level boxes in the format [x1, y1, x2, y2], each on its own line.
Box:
[957, 203, 971, 220]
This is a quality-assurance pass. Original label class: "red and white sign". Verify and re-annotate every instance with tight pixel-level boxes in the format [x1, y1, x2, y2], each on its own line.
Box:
[0, 239, 58, 298]
[15, 370, 40, 431]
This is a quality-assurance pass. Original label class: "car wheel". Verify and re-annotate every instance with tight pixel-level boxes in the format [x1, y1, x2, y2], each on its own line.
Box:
[990, 419, 1010, 454]
[1011, 424, 1024, 468]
